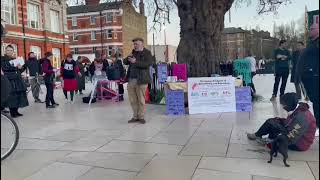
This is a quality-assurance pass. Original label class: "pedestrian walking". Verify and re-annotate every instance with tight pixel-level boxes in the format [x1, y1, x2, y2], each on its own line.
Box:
[76, 56, 85, 95]
[41, 52, 59, 108]
[1, 45, 29, 117]
[124, 38, 153, 124]
[25, 52, 44, 103]
[296, 23, 319, 133]
[270, 40, 291, 101]
[291, 42, 305, 100]
[246, 51, 257, 94]
[60, 54, 81, 103]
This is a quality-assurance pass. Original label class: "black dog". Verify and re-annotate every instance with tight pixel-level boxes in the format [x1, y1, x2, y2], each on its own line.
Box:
[267, 134, 290, 167]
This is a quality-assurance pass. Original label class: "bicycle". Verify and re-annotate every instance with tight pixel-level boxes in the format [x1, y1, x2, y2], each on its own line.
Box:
[1, 112, 19, 160]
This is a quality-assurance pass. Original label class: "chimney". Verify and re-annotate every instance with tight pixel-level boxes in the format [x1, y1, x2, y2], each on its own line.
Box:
[85, 0, 100, 5]
[139, 0, 145, 15]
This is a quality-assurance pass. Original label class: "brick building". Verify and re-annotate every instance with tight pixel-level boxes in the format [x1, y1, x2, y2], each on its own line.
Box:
[66, 0, 147, 60]
[221, 27, 278, 61]
[1, 0, 70, 68]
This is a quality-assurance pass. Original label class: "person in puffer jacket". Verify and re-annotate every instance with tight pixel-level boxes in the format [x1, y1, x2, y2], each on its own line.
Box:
[247, 93, 316, 151]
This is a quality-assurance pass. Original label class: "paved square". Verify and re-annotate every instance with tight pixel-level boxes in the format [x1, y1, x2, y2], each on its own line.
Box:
[1, 75, 318, 180]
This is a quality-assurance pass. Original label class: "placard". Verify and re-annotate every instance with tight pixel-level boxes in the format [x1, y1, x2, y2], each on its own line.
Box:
[157, 64, 168, 83]
[166, 90, 185, 115]
[233, 59, 252, 84]
[235, 87, 252, 112]
[172, 64, 187, 81]
[188, 77, 236, 114]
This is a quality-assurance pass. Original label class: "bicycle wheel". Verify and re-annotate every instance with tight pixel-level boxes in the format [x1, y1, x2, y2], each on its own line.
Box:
[1, 113, 19, 160]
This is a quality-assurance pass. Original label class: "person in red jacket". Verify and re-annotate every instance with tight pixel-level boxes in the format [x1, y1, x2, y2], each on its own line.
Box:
[247, 93, 316, 151]
[60, 54, 81, 103]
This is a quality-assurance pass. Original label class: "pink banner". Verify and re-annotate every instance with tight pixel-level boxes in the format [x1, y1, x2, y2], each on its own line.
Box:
[172, 64, 187, 81]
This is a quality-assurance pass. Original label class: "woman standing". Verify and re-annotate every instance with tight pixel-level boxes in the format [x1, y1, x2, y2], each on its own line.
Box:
[42, 52, 58, 108]
[110, 54, 125, 101]
[76, 56, 85, 95]
[1, 45, 29, 117]
[60, 54, 81, 103]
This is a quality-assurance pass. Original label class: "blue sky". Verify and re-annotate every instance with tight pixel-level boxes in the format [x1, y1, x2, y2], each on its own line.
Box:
[147, 0, 319, 46]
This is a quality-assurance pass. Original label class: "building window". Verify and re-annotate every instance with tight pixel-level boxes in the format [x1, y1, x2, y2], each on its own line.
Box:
[30, 46, 41, 59]
[72, 17, 77, 27]
[91, 31, 96, 40]
[108, 46, 113, 56]
[50, 10, 60, 33]
[52, 48, 61, 68]
[114, 31, 117, 39]
[106, 12, 113, 22]
[73, 32, 78, 41]
[93, 47, 97, 53]
[106, 30, 112, 39]
[27, 3, 40, 29]
[90, 16, 96, 25]
[1, 43, 17, 56]
[1, 0, 16, 25]
[74, 48, 79, 54]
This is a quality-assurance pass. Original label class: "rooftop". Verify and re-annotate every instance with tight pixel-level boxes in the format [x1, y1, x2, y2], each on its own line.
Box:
[67, 1, 122, 14]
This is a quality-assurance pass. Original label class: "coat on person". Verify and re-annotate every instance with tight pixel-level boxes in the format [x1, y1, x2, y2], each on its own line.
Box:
[76, 60, 85, 91]
[0, 55, 29, 108]
[60, 59, 80, 91]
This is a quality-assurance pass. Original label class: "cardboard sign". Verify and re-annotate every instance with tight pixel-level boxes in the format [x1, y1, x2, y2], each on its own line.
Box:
[188, 77, 236, 114]
[233, 59, 252, 84]
[166, 90, 185, 115]
[157, 64, 168, 83]
[172, 64, 187, 81]
[235, 87, 252, 112]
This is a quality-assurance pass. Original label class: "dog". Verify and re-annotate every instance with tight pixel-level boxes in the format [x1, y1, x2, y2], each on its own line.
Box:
[267, 133, 290, 167]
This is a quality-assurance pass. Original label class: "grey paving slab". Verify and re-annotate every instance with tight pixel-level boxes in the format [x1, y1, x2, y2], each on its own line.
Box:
[192, 169, 252, 180]
[77, 167, 137, 180]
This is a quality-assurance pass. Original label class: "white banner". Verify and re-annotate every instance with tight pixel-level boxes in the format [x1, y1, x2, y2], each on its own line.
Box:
[188, 77, 236, 114]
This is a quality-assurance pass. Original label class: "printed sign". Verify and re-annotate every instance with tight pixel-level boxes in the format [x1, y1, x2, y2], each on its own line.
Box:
[157, 64, 168, 83]
[235, 87, 252, 112]
[172, 64, 187, 81]
[233, 59, 252, 84]
[188, 77, 236, 114]
[166, 90, 185, 115]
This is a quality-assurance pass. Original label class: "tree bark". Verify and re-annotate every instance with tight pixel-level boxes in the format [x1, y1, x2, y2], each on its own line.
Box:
[176, 0, 234, 77]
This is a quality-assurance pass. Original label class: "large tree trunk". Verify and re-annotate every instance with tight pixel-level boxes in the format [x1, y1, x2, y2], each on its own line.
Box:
[176, 0, 234, 77]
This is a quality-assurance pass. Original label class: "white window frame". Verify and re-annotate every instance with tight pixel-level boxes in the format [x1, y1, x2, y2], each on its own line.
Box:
[90, 15, 96, 25]
[107, 30, 112, 39]
[1, 0, 16, 25]
[72, 16, 77, 27]
[106, 12, 113, 22]
[114, 31, 117, 39]
[27, 3, 40, 29]
[113, 13, 117, 22]
[92, 47, 97, 53]
[30, 46, 41, 59]
[91, 31, 96, 40]
[74, 48, 79, 54]
[108, 46, 113, 56]
[1, 43, 17, 56]
[50, 10, 60, 33]
[52, 48, 61, 68]
[73, 32, 78, 41]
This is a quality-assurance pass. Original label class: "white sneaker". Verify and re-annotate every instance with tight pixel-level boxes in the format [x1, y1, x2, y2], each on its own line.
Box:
[70, 99, 75, 104]
[315, 129, 319, 137]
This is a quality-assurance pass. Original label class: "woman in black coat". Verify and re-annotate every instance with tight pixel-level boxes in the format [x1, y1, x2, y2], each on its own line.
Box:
[76, 56, 86, 94]
[1, 45, 29, 117]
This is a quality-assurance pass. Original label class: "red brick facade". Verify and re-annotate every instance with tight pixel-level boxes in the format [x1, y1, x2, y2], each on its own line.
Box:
[2, 0, 69, 68]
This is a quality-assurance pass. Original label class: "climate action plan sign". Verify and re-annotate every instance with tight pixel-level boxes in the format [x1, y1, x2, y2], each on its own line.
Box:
[233, 59, 252, 84]
[188, 77, 236, 114]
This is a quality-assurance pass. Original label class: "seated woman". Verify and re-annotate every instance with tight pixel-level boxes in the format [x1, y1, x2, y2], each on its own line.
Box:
[247, 93, 316, 151]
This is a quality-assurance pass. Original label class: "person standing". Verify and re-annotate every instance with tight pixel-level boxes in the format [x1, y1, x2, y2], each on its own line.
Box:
[110, 54, 125, 101]
[124, 38, 153, 124]
[296, 23, 319, 131]
[258, 57, 266, 76]
[60, 54, 81, 103]
[25, 52, 43, 103]
[270, 40, 291, 101]
[246, 52, 257, 94]
[76, 56, 85, 95]
[1, 45, 29, 117]
[290, 42, 305, 100]
[42, 52, 58, 108]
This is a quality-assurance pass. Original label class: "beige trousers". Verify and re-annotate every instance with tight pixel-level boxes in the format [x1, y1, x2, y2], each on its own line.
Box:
[127, 80, 148, 119]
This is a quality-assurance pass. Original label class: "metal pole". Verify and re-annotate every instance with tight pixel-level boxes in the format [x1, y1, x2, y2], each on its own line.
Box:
[20, 0, 27, 62]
